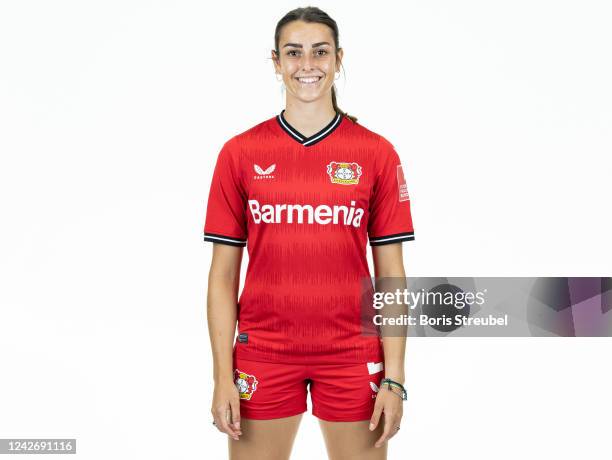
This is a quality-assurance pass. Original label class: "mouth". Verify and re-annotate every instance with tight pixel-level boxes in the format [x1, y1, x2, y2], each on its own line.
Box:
[295, 75, 323, 85]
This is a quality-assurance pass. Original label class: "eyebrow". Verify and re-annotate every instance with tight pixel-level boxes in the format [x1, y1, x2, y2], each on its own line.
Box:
[282, 41, 331, 49]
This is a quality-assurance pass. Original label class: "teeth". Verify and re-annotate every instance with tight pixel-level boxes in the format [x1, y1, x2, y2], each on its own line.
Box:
[298, 77, 321, 83]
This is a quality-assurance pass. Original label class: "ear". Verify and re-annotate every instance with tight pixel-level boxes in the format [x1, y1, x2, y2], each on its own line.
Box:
[271, 49, 281, 72]
[336, 47, 344, 68]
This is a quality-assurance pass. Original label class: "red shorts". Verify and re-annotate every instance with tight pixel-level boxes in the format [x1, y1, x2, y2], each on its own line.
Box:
[232, 355, 385, 422]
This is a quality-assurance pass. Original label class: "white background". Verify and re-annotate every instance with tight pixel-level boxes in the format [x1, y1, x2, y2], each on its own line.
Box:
[0, 1, 611, 459]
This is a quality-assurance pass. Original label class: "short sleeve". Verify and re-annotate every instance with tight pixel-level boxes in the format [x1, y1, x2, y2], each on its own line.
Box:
[203, 140, 248, 247]
[367, 138, 415, 246]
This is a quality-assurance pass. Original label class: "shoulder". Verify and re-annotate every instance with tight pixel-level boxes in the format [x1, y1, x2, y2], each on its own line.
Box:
[343, 117, 398, 165]
[342, 116, 397, 152]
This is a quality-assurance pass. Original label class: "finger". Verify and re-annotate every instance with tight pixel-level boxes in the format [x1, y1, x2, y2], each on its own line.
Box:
[375, 410, 395, 448]
[387, 411, 403, 441]
[387, 416, 402, 441]
[229, 398, 242, 433]
[223, 407, 240, 440]
[369, 401, 383, 431]
[211, 408, 223, 433]
[215, 405, 239, 440]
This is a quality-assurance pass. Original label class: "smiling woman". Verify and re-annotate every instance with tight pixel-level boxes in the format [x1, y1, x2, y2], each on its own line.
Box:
[271, 9, 357, 132]
[205, 6, 414, 460]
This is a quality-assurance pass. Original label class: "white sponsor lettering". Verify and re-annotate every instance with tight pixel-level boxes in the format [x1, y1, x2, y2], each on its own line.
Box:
[248, 199, 365, 227]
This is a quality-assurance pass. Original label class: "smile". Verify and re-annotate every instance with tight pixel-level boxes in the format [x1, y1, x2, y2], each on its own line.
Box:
[296, 76, 322, 84]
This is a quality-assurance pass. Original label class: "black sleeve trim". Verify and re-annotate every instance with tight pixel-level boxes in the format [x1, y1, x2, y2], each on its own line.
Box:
[203, 232, 247, 247]
[369, 231, 415, 246]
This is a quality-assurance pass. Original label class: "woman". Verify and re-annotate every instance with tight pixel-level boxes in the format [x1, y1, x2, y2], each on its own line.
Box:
[204, 6, 415, 459]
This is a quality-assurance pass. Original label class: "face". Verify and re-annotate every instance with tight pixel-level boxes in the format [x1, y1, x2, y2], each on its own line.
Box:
[273, 21, 343, 103]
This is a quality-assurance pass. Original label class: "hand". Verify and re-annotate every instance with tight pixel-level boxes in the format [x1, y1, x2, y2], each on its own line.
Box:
[211, 379, 242, 441]
[369, 382, 404, 448]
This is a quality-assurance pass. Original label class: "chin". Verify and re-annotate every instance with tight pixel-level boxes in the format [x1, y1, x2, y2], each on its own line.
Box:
[295, 92, 324, 102]
[291, 86, 332, 102]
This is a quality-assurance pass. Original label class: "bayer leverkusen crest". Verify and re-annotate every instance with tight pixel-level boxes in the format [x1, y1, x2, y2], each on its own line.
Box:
[326, 162, 362, 185]
[234, 369, 258, 400]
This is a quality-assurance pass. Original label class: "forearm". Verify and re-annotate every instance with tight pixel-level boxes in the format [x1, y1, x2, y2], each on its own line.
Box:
[207, 271, 239, 384]
[382, 336, 406, 384]
[379, 277, 408, 383]
[372, 244, 408, 385]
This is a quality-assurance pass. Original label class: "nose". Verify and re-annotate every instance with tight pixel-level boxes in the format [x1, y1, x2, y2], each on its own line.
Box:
[300, 52, 314, 71]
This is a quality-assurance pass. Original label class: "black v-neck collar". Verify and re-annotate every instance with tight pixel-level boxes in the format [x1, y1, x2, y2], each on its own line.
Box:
[276, 110, 343, 147]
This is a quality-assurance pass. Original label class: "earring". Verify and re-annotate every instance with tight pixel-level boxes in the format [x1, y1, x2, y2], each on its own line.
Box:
[335, 71, 341, 80]
[275, 73, 283, 82]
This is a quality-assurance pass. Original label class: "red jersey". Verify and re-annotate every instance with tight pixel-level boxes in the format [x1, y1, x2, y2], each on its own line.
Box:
[204, 110, 415, 364]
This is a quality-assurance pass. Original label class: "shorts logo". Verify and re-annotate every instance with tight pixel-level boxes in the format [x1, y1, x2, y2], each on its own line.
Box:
[370, 381, 380, 398]
[367, 362, 383, 398]
[254, 163, 275, 180]
[326, 162, 362, 185]
[234, 369, 258, 400]
[397, 165, 410, 202]
[367, 361, 384, 375]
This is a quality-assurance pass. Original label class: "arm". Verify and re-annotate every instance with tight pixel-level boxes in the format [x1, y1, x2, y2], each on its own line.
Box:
[371, 243, 407, 384]
[208, 243, 244, 440]
[369, 242, 407, 447]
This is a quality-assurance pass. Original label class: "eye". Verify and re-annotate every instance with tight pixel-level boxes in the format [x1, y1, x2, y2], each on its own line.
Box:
[315, 49, 328, 56]
[286, 49, 300, 57]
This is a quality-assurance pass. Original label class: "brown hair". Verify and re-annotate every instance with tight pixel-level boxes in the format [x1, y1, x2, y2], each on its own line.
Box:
[273, 6, 358, 123]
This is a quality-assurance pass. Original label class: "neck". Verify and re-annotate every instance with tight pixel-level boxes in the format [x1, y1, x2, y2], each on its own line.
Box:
[283, 95, 337, 138]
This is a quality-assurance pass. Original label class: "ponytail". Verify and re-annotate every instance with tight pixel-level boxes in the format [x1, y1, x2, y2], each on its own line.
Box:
[332, 85, 358, 123]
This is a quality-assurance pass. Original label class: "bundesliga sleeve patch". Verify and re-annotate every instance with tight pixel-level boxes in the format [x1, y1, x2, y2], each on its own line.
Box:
[397, 164, 410, 202]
